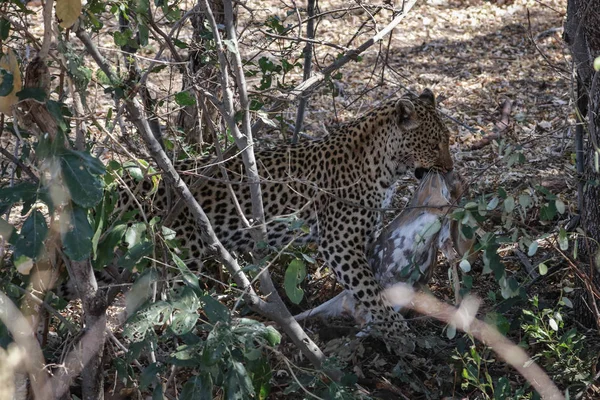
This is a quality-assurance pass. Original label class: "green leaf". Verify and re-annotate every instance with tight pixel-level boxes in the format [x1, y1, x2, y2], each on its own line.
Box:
[161, 226, 176, 241]
[284, 258, 306, 304]
[124, 222, 147, 248]
[173, 38, 188, 49]
[594, 56, 600, 71]
[248, 357, 272, 400]
[486, 196, 499, 210]
[172, 253, 200, 291]
[136, 0, 150, 14]
[180, 374, 213, 400]
[484, 312, 510, 336]
[562, 297, 573, 308]
[16, 87, 47, 102]
[118, 241, 153, 270]
[113, 30, 132, 47]
[222, 39, 238, 54]
[0, 182, 38, 214]
[555, 199, 566, 214]
[169, 344, 203, 367]
[169, 311, 199, 336]
[65, 149, 106, 175]
[548, 317, 558, 331]
[14, 210, 48, 260]
[538, 262, 548, 275]
[263, 326, 281, 346]
[0, 218, 15, 243]
[93, 224, 126, 269]
[527, 241, 538, 257]
[446, 324, 456, 339]
[61, 154, 103, 207]
[459, 259, 471, 273]
[558, 228, 568, 251]
[201, 295, 230, 323]
[62, 205, 93, 261]
[540, 201, 557, 221]
[418, 218, 442, 240]
[0, 18, 10, 41]
[138, 23, 149, 47]
[0, 69, 14, 96]
[504, 196, 515, 213]
[152, 385, 164, 400]
[140, 362, 162, 390]
[123, 160, 153, 182]
[518, 193, 531, 209]
[13, 255, 34, 275]
[91, 199, 106, 258]
[174, 91, 196, 106]
[226, 361, 254, 400]
[123, 301, 172, 342]
[46, 101, 69, 133]
[464, 201, 478, 210]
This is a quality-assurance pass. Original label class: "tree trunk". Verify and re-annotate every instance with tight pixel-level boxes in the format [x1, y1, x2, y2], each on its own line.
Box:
[564, 0, 600, 329]
[176, 0, 226, 149]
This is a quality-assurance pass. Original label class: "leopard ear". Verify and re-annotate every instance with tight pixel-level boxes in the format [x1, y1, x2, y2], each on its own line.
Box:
[418, 89, 436, 107]
[395, 99, 419, 129]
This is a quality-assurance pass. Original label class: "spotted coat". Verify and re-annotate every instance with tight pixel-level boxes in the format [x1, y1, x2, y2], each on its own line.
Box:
[119, 89, 454, 337]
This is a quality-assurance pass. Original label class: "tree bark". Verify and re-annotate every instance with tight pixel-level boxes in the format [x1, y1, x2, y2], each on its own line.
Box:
[564, 0, 600, 329]
[176, 0, 225, 148]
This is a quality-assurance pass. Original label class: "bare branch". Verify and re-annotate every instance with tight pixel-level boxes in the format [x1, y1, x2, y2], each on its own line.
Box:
[292, 0, 316, 144]
[0, 291, 50, 400]
[39, 0, 53, 60]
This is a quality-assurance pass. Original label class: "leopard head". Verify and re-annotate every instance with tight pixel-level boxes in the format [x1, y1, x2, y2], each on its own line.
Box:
[393, 89, 454, 178]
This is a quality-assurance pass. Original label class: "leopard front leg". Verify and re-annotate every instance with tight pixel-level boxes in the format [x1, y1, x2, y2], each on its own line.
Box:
[318, 203, 405, 339]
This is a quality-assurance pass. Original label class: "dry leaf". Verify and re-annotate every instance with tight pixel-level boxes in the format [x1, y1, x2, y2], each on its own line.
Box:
[0, 48, 22, 115]
[56, 0, 82, 29]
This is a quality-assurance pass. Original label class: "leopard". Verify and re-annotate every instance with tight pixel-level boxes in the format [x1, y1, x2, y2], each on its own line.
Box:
[116, 88, 454, 338]
[294, 170, 476, 325]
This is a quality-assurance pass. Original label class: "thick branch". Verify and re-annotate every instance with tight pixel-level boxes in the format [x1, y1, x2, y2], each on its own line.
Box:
[66, 259, 107, 400]
[221, 0, 268, 242]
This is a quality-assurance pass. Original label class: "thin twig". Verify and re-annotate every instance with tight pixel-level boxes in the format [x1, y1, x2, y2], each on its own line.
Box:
[263, 31, 347, 51]
[0, 146, 39, 183]
[8, 283, 78, 334]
